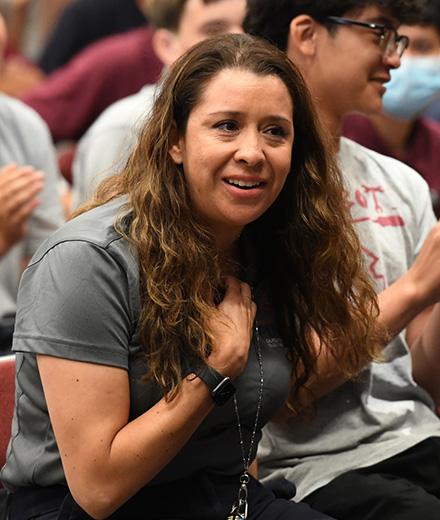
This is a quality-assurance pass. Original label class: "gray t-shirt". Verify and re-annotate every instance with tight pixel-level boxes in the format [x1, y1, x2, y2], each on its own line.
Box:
[0, 94, 64, 318]
[72, 84, 157, 208]
[258, 138, 440, 501]
[0, 197, 292, 489]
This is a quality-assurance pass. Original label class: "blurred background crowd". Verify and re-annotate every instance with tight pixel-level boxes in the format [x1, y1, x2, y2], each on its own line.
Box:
[1, 0, 440, 354]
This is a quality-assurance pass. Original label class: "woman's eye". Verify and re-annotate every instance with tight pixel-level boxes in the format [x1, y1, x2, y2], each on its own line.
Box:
[215, 121, 238, 132]
[265, 126, 286, 138]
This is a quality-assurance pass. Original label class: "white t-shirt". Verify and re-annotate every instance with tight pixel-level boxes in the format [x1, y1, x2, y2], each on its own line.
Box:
[72, 84, 157, 208]
[258, 138, 440, 501]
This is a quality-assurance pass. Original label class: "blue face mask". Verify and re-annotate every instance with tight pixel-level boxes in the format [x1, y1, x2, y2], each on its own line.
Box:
[382, 55, 440, 120]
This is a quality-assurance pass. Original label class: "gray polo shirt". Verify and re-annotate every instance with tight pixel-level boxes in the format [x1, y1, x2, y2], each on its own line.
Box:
[1, 197, 292, 490]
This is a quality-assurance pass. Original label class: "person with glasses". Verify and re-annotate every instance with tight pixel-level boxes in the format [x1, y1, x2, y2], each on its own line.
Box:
[343, 0, 440, 217]
[326, 15, 409, 58]
[245, 1, 440, 519]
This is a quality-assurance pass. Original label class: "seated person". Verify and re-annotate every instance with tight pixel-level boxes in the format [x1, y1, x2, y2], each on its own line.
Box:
[72, 0, 246, 207]
[20, 18, 162, 142]
[38, 0, 147, 74]
[343, 0, 440, 216]
[0, 13, 64, 348]
[245, 0, 440, 519]
[0, 33, 381, 519]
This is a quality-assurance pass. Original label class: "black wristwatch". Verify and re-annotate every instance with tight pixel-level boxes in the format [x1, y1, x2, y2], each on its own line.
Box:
[197, 364, 236, 406]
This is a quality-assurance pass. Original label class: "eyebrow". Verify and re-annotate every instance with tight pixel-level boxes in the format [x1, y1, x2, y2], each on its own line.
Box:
[207, 111, 293, 124]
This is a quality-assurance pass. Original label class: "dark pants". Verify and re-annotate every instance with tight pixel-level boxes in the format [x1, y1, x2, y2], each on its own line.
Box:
[304, 437, 440, 520]
[8, 473, 335, 520]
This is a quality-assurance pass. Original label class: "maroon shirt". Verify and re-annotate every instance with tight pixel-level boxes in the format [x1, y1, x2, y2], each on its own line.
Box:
[21, 27, 162, 142]
[343, 114, 440, 217]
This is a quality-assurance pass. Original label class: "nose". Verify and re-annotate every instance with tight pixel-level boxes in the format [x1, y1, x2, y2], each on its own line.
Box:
[383, 50, 401, 69]
[233, 131, 265, 167]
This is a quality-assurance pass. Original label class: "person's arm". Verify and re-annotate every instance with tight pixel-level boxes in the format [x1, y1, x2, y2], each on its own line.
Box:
[38, 357, 214, 519]
[37, 276, 256, 519]
[376, 220, 440, 340]
[290, 218, 440, 410]
[379, 220, 440, 404]
[407, 304, 440, 404]
[0, 163, 44, 258]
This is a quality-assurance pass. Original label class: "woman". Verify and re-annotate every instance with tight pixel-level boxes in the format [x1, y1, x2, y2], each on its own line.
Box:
[1, 34, 380, 519]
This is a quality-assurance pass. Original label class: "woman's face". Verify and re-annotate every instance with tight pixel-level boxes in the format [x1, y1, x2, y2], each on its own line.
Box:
[169, 68, 294, 249]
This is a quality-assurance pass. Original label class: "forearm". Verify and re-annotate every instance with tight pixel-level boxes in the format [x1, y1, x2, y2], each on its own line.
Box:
[376, 272, 427, 340]
[409, 304, 440, 404]
[66, 375, 214, 519]
[378, 270, 440, 403]
[290, 276, 423, 411]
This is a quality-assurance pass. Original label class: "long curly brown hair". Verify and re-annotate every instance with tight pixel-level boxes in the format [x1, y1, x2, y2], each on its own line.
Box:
[78, 33, 381, 404]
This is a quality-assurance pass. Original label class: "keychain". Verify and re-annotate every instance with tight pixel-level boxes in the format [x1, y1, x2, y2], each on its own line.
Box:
[227, 472, 249, 519]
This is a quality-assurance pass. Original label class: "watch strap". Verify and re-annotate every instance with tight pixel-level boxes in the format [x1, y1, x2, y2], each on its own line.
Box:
[197, 364, 236, 405]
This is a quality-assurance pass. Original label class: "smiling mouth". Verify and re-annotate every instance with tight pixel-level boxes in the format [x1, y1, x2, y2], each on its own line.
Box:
[224, 179, 263, 190]
[371, 77, 389, 85]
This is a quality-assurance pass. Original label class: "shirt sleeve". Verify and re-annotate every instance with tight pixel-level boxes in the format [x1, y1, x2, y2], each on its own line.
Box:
[13, 240, 134, 369]
[410, 169, 437, 259]
[72, 125, 137, 208]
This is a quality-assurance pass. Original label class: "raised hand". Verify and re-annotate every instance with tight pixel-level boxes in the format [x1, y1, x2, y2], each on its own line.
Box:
[400, 220, 440, 311]
[207, 276, 257, 379]
[0, 164, 44, 257]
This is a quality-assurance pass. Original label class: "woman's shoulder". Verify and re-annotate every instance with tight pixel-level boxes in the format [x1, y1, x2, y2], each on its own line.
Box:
[31, 197, 135, 270]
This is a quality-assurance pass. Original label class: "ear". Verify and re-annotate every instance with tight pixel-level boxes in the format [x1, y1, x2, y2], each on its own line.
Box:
[287, 14, 319, 59]
[168, 124, 184, 165]
[152, 28, 181, 67]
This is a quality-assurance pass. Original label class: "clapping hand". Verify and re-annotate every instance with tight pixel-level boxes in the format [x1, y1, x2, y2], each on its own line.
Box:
[0, 164, 44, 257]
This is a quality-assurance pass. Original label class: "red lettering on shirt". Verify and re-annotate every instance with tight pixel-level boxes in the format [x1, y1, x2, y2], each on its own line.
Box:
[348, 184, 405, 228]
[355, 189, 368, 208]
[362, 246, 386, 289]
[362, 185, 384, 212]
[373, 215, 405, 227]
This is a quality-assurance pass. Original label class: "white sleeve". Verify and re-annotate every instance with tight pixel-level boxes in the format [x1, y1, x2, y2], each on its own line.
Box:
[24, 112, 65, 256]
[72, 125, 138, 209]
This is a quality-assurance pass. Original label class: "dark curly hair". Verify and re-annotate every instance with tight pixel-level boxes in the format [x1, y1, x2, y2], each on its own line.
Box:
[244, 0, 427, 51]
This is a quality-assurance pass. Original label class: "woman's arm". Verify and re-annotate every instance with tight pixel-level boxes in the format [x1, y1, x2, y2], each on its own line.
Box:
[38, 356, 213, 519]
[37, 276, 256, 519]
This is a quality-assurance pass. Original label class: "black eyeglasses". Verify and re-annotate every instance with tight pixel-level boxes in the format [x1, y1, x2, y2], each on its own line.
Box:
[326, 16, 409, 58]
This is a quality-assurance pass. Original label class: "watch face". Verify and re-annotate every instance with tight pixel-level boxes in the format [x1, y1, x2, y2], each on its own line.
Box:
[212, 377, 236, 406]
